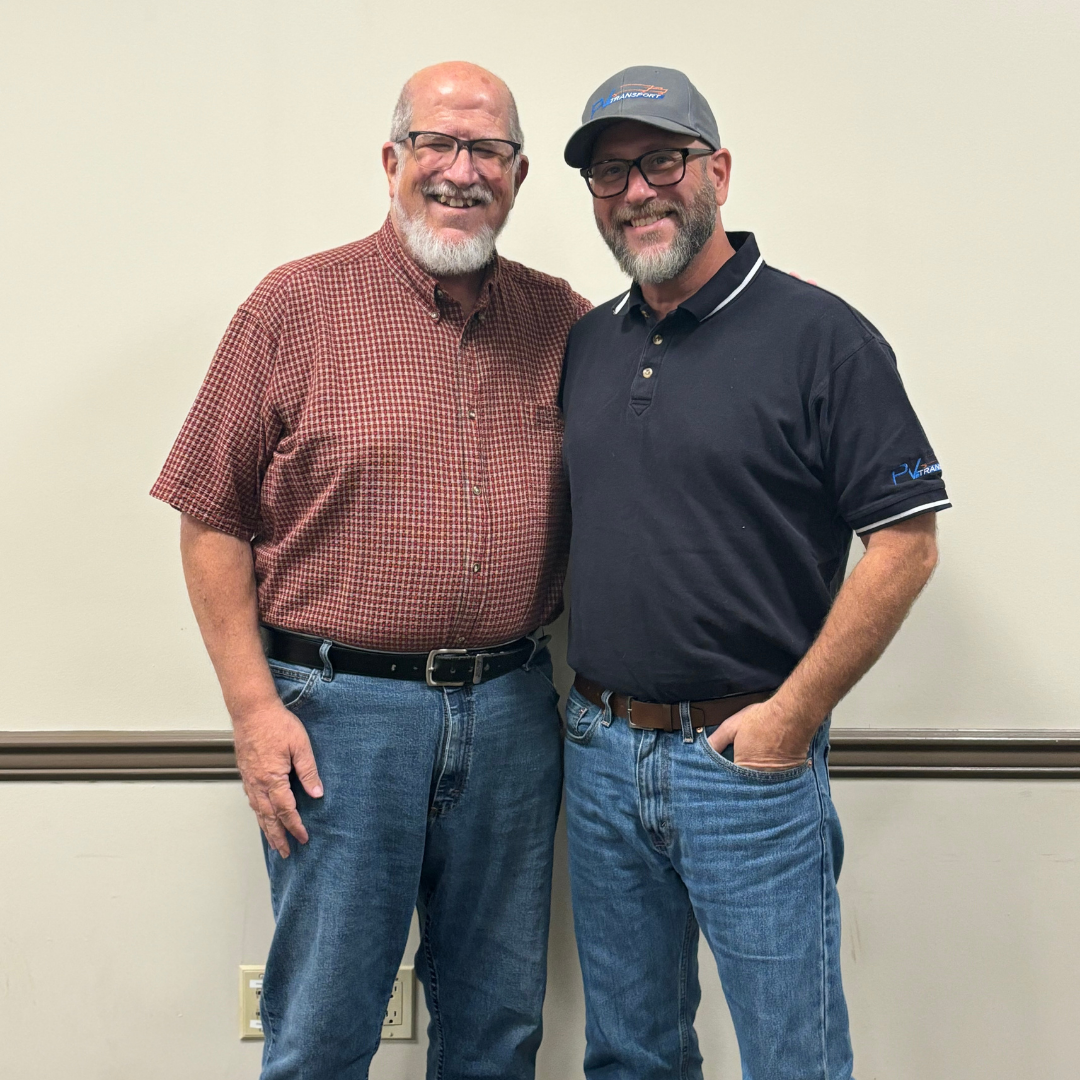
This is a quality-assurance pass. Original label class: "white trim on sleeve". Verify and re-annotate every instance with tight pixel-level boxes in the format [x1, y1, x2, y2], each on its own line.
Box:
[854, 499, 952, 535]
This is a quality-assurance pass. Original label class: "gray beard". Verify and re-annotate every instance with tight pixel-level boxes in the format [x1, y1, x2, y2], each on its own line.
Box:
[392, 189, 501, 277]
[597, 179, 717, 285]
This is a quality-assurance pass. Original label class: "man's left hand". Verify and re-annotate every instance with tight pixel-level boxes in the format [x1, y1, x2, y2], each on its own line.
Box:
[707, 699, 813, 771]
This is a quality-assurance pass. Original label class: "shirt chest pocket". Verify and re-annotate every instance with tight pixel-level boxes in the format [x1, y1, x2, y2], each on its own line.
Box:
[519, 403, 566, 516]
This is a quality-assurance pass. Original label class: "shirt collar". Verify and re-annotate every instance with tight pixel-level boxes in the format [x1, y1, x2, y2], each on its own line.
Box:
[623, 231, 764, 323]
[375, 214, 501, 316]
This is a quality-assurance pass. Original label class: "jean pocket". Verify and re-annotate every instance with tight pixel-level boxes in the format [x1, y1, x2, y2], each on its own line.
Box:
[563, 688, 603, 745]
[268, 661, 320, 710]
[528, 651, 560, 701]
[698, 731, 811, 782]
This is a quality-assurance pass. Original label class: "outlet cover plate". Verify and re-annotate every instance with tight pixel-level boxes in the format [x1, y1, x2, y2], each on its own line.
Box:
[382, 965, 416, 1040]
[239, 965, 265, 1039]
[239, 964, 415, 1041]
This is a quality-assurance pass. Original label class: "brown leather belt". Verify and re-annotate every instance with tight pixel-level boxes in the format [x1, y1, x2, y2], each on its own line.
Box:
[573, 675, 774, 732]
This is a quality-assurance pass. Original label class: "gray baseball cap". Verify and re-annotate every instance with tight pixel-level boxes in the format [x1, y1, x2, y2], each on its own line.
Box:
[564, 66, 721, 169]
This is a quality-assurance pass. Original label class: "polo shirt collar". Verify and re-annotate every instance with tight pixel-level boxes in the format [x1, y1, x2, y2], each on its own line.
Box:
[375, 214, 501, 315]
[624, 231, 764, 323]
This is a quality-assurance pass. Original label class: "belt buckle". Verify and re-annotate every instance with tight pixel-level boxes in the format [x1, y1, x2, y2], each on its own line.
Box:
[425, 648, 477, 688]
[626, 698, 647, 730]
[626, 698, 674, 731]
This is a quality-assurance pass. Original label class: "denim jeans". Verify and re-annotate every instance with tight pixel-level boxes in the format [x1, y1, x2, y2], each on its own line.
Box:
[258, 650, 563, 1080]
[563, 686, 853, 1080]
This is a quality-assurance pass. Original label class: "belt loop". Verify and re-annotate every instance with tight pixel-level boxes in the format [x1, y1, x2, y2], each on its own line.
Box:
[523, 629, 551, 671]
[679, 701, 694, 743]
[318, 640, 335, 683]
[600, 689, 614, 727]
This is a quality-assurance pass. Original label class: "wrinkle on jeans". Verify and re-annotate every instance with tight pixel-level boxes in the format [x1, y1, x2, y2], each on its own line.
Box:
[428, 686, 476, 819]
[677, 907, 702, 1080]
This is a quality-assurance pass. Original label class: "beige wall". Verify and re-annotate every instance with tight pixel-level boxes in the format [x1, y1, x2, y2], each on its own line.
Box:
[2, 1, 1079, 1077]
[1, 0, 1078, 731]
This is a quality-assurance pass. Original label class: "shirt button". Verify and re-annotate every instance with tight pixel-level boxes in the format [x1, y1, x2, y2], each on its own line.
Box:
[472, 562, 481, 573]
[652, 333, 663, 345]
[467, 409, 476, 420]
[472, 485, 481, 495]
[642, 367, 654, 379]
[429, 310, 439, 320]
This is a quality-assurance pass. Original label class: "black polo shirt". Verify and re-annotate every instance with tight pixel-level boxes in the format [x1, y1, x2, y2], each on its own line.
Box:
[560, 232, 950, 703]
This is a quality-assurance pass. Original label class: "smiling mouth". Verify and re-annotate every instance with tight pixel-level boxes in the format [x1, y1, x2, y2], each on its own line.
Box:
[429, 193, 483, 209]
[625, 210, 673, 228]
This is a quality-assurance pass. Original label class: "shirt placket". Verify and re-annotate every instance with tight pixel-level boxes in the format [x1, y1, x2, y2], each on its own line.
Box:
[628, 308, 673, 412]
[445, 298, 492, 646]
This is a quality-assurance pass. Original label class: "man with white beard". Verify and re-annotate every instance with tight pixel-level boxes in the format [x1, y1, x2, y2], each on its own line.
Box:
[559, 66, 950, 1078]
[152, 61, 589, 1079]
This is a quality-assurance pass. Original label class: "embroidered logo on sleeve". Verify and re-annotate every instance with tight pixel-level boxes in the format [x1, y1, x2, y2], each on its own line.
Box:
[891, 458, 942, 485]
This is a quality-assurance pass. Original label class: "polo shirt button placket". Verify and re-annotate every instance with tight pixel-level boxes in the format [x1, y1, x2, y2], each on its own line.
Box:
[629, 322, 671, 412]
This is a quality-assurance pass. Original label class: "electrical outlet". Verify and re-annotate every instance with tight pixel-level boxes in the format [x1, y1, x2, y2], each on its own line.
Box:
[238, 963, 415, 1042]
[382, 965, 415, 1040]
[239, 965, 265, 1040]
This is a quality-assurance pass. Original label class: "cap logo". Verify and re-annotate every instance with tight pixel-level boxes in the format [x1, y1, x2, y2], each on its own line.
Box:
[590, 83, 669, 119]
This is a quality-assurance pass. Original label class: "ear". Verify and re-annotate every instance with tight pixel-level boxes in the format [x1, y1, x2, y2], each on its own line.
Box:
[382, 142, 400, 198]
[514, 153, 530, 193]
[709, 148, 732, 207]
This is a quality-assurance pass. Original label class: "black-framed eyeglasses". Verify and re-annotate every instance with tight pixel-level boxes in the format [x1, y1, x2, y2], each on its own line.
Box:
[580, 147, 714, 198]
[405, 131, 521, 176]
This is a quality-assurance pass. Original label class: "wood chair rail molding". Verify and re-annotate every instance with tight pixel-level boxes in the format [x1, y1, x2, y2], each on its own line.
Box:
[2, 729, 1080, 781]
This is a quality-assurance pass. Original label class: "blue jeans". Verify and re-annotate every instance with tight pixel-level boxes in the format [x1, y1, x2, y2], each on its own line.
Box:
[259, 650, 563, 1080]
[563, 686, 853, 1080]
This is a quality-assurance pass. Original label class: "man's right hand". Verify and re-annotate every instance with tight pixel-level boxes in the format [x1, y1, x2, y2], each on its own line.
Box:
[233, 701, 324, 858]
[179, 513, 326, 859]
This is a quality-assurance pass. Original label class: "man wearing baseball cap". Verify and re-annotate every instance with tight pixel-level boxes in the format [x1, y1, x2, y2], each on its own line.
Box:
[559, 66, 950, 1078]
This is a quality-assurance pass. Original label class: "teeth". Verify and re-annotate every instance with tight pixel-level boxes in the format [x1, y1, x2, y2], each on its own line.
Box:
[434, 194, 477, 208]
[629, 212, 665, 227]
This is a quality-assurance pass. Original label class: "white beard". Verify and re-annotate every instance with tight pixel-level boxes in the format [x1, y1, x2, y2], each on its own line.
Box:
[392, 190, 500, 277]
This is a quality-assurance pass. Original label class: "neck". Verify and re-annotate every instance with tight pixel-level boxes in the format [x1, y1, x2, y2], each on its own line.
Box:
[639, 226, 737, 320]
[433, 270, 486, 317]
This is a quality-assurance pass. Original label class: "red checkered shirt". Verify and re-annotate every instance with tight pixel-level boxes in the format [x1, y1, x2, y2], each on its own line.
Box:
[152, 216, 592, 650]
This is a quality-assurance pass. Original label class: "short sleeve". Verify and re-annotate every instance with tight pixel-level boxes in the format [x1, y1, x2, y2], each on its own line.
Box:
[817, 337, 951, 535]
[149, 305, 280, 539]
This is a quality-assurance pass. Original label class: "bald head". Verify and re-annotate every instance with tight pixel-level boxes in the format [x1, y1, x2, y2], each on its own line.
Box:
[389, 61, 523, 147]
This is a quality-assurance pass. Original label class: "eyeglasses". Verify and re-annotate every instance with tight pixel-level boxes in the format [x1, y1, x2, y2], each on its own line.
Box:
[580, 147, 714, 198]
[405, 131, 521, 177]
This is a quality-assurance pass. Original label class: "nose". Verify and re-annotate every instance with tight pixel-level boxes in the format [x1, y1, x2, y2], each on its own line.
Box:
[624, 164, 658, 203]
[442, 145, 483, 189]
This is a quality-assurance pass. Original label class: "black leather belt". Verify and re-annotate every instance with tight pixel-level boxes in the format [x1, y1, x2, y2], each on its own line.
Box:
[261, 625, 540, 687]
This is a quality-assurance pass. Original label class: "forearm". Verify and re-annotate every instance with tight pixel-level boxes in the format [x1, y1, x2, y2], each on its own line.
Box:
[179, 513, 278, 721]
[771, 516, 939, 739]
